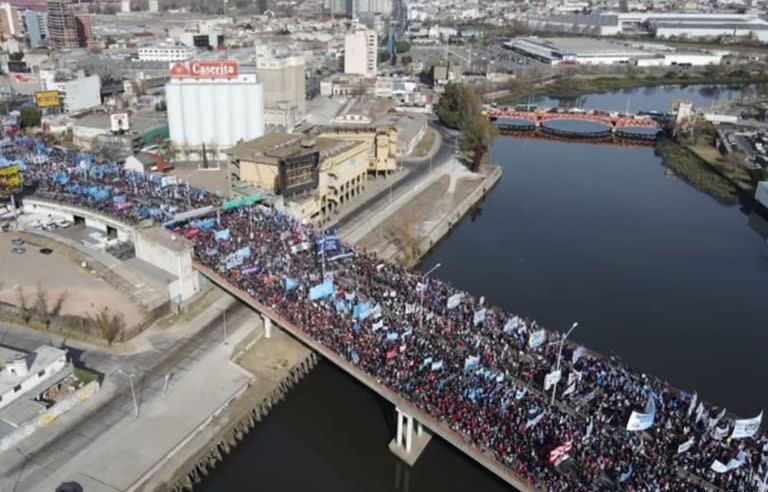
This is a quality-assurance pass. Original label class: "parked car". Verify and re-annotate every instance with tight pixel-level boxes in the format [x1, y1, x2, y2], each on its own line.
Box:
[55, 219, 72, 228]
[11, 247, 25, 254]
[11, 238, 24, 246]
[42, 222, 57, 231]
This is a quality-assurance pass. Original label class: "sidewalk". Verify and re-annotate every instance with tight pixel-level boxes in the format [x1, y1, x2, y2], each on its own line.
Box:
[0, 300, 258, 492]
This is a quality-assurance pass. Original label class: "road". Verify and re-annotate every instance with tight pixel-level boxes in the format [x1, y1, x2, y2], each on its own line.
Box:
[0, 296, 252, 489]
[334, 121, 458, 235]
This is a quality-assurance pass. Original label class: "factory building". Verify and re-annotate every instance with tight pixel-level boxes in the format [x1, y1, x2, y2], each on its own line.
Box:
[505, 37, 723, 66]
[256, 54, 306, 129]
[166, 60, 265, 161]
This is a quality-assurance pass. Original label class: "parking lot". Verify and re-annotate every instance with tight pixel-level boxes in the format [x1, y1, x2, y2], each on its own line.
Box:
[0, 231, 144, 327]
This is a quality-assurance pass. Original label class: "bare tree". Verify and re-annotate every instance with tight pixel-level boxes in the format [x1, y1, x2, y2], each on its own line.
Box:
[50, 291, 68, 318]
[91, 307, 124, 346]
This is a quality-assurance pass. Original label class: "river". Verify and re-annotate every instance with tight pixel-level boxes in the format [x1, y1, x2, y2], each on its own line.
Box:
[198, 85, 767, 492]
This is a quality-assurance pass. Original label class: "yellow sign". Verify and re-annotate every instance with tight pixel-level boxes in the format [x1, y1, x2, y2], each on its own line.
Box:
[0, 164, 23, 192]
[35, 90, 61, 108]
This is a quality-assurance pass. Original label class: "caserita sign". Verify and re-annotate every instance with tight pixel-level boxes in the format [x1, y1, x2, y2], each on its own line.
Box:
[170, 61, 240, 79]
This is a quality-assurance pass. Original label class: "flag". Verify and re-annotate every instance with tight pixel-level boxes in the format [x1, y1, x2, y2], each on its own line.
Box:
[515, 389, 527, 400]
[677, 438, 695, 454]
[687, 392, 698, 418]
[571, 346, 587, 364]
[416, 282, 427, 293]
[431, 360, 444, 371]
[371, 304, 382, 319]
[422, 357, 433, 368]
[585, 419, 593, 438]
[548, 440, 573, 466]
[447, 293, 462, 309]
[626, 411, 654, 431]
[525, 411, 546, 430]
[730, 411, 762, 439]
[563, 382, 577, 397]
[712, 424, 729, 440]
[528, 329, 545, 349]
[707, 408, 727, 431]
[386, 332, 399, 341]
[351, 350, 360, 365]
[473, 308, 486, 326]
[568, 371, 582, 386]
[284, 277, 300, 292]
[503, 317, 519, 334]
[308, 280, 335, 301]
[353, 302, 372, 320]
[464, 355, 480, 371]
[618, 464, 633, 483]
[405, 303, 416, 314]
[372, 320, 384, 331]
[544, 370, 562, 391]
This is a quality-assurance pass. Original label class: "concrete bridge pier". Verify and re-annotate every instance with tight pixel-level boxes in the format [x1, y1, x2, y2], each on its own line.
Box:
[388, 407, 431, 466]
[263, 315, 272, 339]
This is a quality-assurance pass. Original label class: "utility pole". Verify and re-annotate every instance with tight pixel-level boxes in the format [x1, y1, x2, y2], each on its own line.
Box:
[218, 306, 228, 344]
[117, 370, 139, 418]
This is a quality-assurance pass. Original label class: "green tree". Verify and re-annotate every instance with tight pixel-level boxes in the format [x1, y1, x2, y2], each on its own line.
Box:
[436, 83, 496, 170]
[379, 50, 391, 63]
[395, 40, 410, 53]
[20, 107, 42, 128]
[401, 55, 413, 65]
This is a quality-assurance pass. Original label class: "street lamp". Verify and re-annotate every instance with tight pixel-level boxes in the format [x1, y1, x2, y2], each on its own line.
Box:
[418, 263, 441, 331]
[551, 322, 578, 406]
[116, 369, 139, 418]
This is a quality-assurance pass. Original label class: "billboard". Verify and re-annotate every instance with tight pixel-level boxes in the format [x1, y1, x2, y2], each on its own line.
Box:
[8, 72, 42, 96]
[35, 90, 61, 108]
[110, 113, 130, 132]
[169, 60, 240, 79]
[0, 164, 23, 193]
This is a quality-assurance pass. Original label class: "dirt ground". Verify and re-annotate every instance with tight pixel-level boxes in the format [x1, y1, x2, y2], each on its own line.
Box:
[0, 232, 144, 327]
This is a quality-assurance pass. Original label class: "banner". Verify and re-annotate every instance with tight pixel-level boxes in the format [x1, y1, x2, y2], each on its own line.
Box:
[371, 304, 382, 319]
[353, 302, 372, 320]
[548, 440, 573, 465]
[447, 293, 462, 310]
[405, 303, 416, 315]
[308, 280, 335, 301]
[568, 371, 582, 386]
[687, 392, 698, 418]
[372, 320, 384, 331]
[562, 382, 576, 397]
[708, 408, 727, 431]
[544, 370, 562, 391]
[464, 355, 480, 371]
[677, 438, 695, 454]
[730, 411, 762, 439]
[711, 458, 744, 474]
[431, 360, 444, 371]
[626, 411, 654, 431]
[317, 235, 342, 254]
[386, 332, 399, 341]
[528, 329, 545, 349]
[214, 229, 231, 241]
[712, 424, 729, 440]
[472, 308, 486, 326]
[290, 241, 311, 254]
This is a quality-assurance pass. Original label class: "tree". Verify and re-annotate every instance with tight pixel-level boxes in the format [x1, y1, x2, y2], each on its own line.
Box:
[9, 52, 24, 61]
[379, 50, 391, 63]
[436, 83, 497, 170]
[395, 40, 410, 53]
[92, 307, 124, 345]
[20, 107, 42, 128]
[401, 55, 413, 66]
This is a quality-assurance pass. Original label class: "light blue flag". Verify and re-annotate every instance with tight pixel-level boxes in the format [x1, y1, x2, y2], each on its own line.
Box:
[618, 464, 633, 483]
[308, 280, 335, 301]
[386, 332, 399, 341]
[284, 277, 300, 292]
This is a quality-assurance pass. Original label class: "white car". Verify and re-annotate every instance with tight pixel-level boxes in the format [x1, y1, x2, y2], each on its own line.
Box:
[55, 219, 71, 228]
[42, 222, 57, 232]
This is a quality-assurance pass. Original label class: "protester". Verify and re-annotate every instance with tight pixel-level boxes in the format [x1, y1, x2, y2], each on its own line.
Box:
[6, 137, 767, 491]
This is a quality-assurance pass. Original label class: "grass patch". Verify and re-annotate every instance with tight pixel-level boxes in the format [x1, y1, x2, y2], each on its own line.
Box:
[655, 138, 740, 204]
[687, 143, 754, 191]
[410, 129, 437, 158]
[73, 366, 100, 385]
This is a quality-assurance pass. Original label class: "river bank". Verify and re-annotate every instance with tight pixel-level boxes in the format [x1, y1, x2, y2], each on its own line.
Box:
[495, 72, 768, 105]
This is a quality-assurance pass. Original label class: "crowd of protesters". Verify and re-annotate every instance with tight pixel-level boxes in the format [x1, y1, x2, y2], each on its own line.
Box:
[4, 136, 767, 491]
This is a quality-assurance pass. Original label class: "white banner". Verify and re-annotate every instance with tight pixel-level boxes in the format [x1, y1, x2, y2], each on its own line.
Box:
[405, 303, 416, 314]
[568, 370, 582, 386]
[447, 293, 462, 310]
[730, 411, 762, 439]
[544, 369, 562, 391]
[464, 355, 480, 371]
[503, 317, 520, 334]
[711, 458, 744, 474]
[626, 410, 654, 431]
[712, 424, 729, 440]
[528, 329, 545, 349]
[371, 304, 382, 319]
[431, 360, 444, 371]
[473, 308, 486, 326]
[372, 320, 384, 331]
[677, 438, 695, 454]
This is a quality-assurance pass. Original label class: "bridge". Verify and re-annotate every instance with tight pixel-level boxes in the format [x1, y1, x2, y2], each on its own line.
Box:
[485, 106, 663, 132]
[4, 136, 758, 492]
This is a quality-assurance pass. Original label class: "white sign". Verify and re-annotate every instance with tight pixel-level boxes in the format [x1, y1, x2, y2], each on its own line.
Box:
[110, 113, 130, 132]
[626, 410, 654, 431]
[730, 411, 762, 439]
[528, 329, 545, 349]
[446, 293, 462, 309]
[503, 317, 520, 334]
[544, 369, 562, 391]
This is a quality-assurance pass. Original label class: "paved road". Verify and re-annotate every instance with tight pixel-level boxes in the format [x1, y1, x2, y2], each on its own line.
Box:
[334, 122, 458, 235]
[0, 298, 252, 489]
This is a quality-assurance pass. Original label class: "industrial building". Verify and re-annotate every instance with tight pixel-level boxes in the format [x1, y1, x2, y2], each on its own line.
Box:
[256, 54, 306, 129]
[228, 127, 397, 223]
[523, 12, 768, 42]
[138, 44, 193, 62]
[505, 37, 723, 66]
[166, 60, 265, 161]
[344, 28, 378, 78]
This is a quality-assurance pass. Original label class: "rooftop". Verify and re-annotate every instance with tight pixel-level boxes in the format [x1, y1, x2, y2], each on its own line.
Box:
[73, 111, 167, 135]
[0, 346, 67, 397]
[227, 133, 365, 165]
